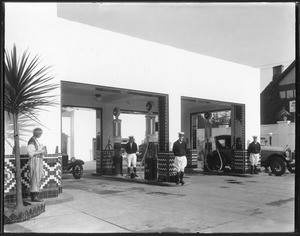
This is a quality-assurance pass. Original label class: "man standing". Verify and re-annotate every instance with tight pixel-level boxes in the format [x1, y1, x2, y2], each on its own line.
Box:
[27, 128, 47, 202]
[125, 136, 138, 178]
[172, 132, 187, 185]
[247, 135, 261, 175]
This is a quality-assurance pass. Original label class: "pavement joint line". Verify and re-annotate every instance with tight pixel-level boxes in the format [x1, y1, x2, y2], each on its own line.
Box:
[4, 223, 34, 233]
[63, 203, 134, 232]
[198, 214, 252, 231]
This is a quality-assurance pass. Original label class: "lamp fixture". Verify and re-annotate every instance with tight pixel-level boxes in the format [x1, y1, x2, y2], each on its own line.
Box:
[95, 94, 102, 102]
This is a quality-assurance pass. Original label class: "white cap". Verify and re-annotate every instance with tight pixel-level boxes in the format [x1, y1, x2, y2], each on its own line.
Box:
[178, 132, 185, 136]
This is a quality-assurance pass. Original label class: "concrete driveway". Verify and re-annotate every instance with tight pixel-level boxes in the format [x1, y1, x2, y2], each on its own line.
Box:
[4, 161, 295, 233]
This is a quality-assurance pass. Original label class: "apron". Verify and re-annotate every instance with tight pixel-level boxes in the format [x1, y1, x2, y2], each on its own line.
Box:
[28, 137, 44, 192]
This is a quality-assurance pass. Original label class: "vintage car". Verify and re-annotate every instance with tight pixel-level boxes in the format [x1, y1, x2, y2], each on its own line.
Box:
[62, 154, 85, 179]
[207, 135, 295, 176]
[205, 135, 233, 171]
[261, 145, 295, 176]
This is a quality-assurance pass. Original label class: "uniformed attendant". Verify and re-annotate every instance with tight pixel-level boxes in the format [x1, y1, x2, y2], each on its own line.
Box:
[125, 136, 138, 177]
[172, 132, 187, 185]
[27, 128, 47, 202]
[247, 135, 261, 174]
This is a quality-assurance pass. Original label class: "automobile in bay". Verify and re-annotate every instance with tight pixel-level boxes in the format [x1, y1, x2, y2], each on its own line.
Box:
[207, 135, 295, 176]
[61, 154, 85, 179]
[261, 145, 295, 176]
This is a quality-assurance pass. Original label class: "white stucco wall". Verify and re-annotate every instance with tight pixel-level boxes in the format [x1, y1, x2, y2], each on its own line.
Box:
[261, 122, 295, 150]
[5, 3, 260, 154]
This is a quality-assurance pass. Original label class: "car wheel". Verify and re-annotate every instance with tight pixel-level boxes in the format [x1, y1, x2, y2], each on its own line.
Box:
[287, 164, 295, 173]
[270, 157, 286, 176]
[72, 164, 83, 179]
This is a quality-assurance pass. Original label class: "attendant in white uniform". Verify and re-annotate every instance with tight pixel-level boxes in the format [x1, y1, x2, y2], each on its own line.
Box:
[125, 136, 138, 177]
[27, 127, 47, 202]
[172, 132, 187, 185]
[247, 135, 261, 175]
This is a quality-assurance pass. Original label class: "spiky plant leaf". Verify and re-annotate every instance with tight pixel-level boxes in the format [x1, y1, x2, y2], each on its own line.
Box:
[5, 45, 58, 122]
[4, 44, 58, 209]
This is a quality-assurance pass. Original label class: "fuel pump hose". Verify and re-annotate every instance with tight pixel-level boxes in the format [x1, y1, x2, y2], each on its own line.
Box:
[203, 139, 223, 172]
[138, 135, 150, 182]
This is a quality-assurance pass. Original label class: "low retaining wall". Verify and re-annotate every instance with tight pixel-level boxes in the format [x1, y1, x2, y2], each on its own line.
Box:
[4, 154, 62, 204]
[157, 152, 177, 183]
[187, 149, 198, 168]
[234, 150, 261, 174]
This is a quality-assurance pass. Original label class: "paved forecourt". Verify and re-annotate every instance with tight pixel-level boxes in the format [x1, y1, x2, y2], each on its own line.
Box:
[4, 162, 295, 233]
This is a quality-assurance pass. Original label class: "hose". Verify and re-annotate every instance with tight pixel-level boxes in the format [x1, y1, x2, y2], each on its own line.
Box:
[138, 135, 150, 182]
[203, 139, 223, 172]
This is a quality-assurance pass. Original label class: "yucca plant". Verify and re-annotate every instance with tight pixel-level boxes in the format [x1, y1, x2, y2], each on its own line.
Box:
[5, 44, 58, 209]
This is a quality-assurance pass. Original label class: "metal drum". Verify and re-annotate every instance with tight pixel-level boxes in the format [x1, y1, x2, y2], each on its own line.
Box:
[144, 158, 157, 180]
[100, 150, 114, 175]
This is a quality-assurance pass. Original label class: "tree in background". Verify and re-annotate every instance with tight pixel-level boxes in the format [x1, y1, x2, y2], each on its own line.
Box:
[4, 45, 57, 209]
[210, 110, 231, 127]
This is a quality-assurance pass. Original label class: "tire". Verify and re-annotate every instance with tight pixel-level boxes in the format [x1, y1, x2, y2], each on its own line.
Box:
[72, 164, 83, 179]
[270, 157, 286, 176]
[287, 164, 295, 173]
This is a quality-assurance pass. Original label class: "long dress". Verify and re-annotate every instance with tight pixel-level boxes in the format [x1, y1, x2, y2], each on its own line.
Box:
[27, 137, 44, 192]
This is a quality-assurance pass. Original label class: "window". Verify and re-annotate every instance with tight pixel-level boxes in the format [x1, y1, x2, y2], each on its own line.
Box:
[216, 138, 231, 149]
[287, 90, 294, 99]
[218, 139, 226, 147]
[279, 91, 286, 98]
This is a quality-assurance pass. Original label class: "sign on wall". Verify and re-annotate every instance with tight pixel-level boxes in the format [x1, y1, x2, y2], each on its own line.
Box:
[289, 100, 295, 113]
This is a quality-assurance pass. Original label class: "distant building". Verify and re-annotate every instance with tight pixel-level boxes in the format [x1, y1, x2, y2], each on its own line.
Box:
[261, 61, 295, 124]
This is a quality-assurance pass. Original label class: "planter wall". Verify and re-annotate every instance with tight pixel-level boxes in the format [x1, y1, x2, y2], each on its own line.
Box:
[4, 154, 62, 204]
[157, 152, 177, 182]
[186, 149, 198, 168]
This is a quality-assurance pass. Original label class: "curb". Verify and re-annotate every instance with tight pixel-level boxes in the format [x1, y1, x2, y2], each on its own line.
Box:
[43, 192, 74, 206]
[92, 172, 177, 187]
[184, 168, 254, 177]
[21, 191, 74, 206]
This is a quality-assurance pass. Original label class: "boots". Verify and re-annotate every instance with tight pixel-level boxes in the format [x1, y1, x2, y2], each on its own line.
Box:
[126, 167, 131, 177]
[254, 165, 259, 175]
[133, 167, 138, 177]
[179, 171, 185, 185]
[31, 192, 42, 202]
[250, 166, 254, 175]
[175, 172, 180, 185]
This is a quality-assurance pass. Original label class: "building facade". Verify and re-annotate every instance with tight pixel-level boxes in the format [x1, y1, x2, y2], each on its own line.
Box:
[5, 3, 260, 162]
[261, 61, 296, 125]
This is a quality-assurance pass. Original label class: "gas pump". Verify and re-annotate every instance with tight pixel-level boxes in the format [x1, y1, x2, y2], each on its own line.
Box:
[203, 111, 223, 172]
[112, 107, 122, 175]
[138, 101, 158, 181]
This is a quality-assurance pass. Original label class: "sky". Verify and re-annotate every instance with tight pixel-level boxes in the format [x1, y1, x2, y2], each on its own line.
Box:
[57, 2, 296, 91]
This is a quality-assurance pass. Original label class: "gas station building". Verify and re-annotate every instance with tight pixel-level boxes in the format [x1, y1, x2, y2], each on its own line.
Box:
[5, 4, 260, 177]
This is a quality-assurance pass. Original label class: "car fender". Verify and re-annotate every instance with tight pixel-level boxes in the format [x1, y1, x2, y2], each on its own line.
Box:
[262, 153, 286, 167]
[67, 159, 85, 170]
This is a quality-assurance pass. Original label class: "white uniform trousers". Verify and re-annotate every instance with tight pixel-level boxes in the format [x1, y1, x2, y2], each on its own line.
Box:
[174, 156, 187, 172]
[127, 153, 137, 168]
[250, 153, 260, 166]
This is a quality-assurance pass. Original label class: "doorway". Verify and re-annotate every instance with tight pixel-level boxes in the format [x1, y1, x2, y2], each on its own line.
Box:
[61, 106, 102, 162]
[61, 81, 168, 166]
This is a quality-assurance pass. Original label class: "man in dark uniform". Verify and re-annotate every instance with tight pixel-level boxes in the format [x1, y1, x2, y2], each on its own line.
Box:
[125, 136, 138, 178]
[247, 135, 261, 174]
[172, 132, 187, 185]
